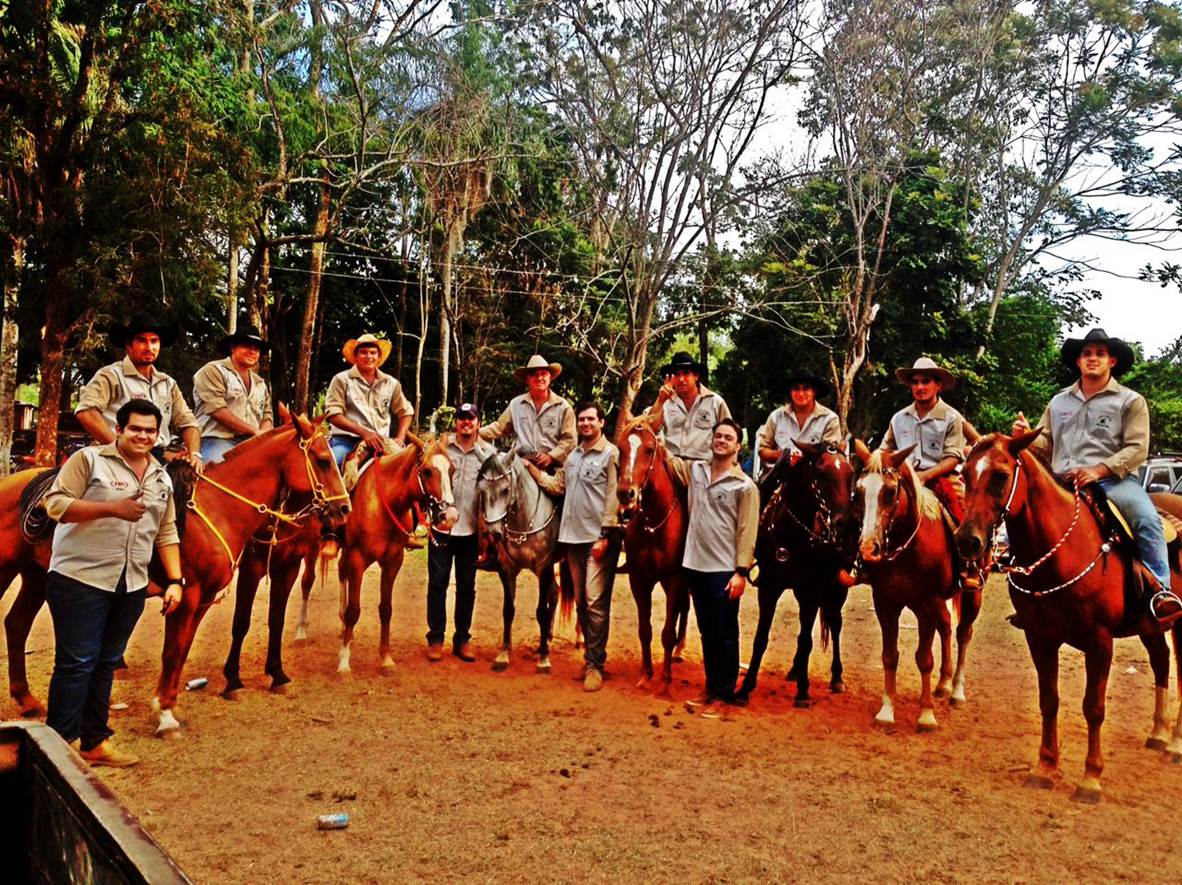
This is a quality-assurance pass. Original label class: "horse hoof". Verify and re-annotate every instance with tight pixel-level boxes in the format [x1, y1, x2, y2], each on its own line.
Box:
[873, 716, 894, 730]
[1146, 737, 1169, 751]
[949, 694, 967, 708]
[221, 688, 239, 701]
[1072, 785, 1102, 804]
[1023, 774, 1055, 790]
[933, 686, 949, 700]
[830, 681, 845, 694]
[916, 720, 939, 733]
[656, 683, 673, 699]
[294, 630, 308, 642]
[16, 698, 45, 719]
[1170, 753, 1182, 766]
[636, 676, 652, 691]
[793, 697, 811, 709]
[270, 682, 291, 695]
[536, 660, 552, 674]
[491, 660, 509, 673]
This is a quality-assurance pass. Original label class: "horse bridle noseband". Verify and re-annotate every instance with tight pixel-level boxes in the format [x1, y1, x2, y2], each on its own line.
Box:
[763, 450, 843, 548]
[869, 467, 924, 562]
[477, 453, 555, 544]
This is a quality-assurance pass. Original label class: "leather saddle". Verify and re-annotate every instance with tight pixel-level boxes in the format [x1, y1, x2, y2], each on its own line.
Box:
[18, 468, 61, 544]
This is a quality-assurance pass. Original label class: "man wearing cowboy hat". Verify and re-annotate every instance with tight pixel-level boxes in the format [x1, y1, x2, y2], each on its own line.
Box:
[756, 369, 843, 477]
[648, 351, 732, 461]
[480, 354, 576, 468]
[191, 324, 273, 464]
[324, 333, 413, 467]
[76, 313, 202, 468]
[1014, 328, 1182, 625]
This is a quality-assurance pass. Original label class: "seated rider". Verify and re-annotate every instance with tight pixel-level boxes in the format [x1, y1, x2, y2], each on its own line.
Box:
[324, 333, 413, 472]
[877, 357, 982, 590]
[648, 351, 731, 462]
[1013, 328, 1182, 626]
[479, 354, 576, 471]
[756, 369, 842, 487]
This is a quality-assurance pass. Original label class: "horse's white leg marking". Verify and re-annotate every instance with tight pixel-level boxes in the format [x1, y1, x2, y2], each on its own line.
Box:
[874, 668, 896, 726]
[536, 653, 551, 673]
[295, 594, 310, 641]
[380, 652, 396, 672]
[918, 670, 938, 732]
[156, 708, 181, 736]
[337, 642, 351, 674]
[1149, 685, 1171, 749]
[494, 648, 510, 668]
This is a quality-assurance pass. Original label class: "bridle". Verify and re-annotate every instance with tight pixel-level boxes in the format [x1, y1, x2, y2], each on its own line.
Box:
[188, 426, 347, 569]
[477, 453, 555, 545]
[374, 443, 452, 544]
[762, 449, 844, 549]
[620, 429, 679, 536]
[870, 467, 923, 562]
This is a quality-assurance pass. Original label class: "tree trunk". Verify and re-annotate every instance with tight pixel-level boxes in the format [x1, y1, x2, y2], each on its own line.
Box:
[0, 234, 23, 477]
[438, 230, 455, 408]
[294, 182, 331, 413]
[414, 251, 430, 424]
[34, 266, 70, 466]
[227, 235, 239, 333]
[613, 282, 660, 433]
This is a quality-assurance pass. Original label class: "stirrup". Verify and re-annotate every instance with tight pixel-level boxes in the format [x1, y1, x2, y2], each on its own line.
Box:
[1149, 589, 1182, 627]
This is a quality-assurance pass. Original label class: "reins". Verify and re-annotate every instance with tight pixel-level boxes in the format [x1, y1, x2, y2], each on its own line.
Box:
[876, 469, 923, 562]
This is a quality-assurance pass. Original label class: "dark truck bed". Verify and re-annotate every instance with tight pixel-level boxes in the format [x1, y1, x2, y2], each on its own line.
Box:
[0, 721, 190, 884]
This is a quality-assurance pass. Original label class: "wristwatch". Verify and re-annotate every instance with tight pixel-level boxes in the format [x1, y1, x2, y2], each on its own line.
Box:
[734, 566, 750, 579]
[165, 577, 185, 588]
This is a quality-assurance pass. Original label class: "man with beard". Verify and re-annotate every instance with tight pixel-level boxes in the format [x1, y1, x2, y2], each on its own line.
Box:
[191, 325, 274, 464]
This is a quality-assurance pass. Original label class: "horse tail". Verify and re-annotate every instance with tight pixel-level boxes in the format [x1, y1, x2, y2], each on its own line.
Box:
[820, 607, 830, 653]
[558, 559, 576, 626]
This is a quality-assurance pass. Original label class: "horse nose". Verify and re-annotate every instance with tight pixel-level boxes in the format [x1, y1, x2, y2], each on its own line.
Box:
[859, 538, 880, 562]
[956, 530, 983, 561]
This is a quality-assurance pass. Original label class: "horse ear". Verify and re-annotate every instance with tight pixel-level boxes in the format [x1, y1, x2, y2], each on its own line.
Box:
[1007, 426, 1043, 456]
[853, 438, 872, 464]
[277, 402, 292, 425]
[883, 444, 915, 470]
[404, 431, 425, 451]
[292, 411, 314, 438]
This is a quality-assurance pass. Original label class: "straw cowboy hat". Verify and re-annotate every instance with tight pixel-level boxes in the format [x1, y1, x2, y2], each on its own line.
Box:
[110, 313, 179, 348]
[785, 369, 832, 398]
[342, 333, 393, 367]
[218, 323, 270, 356]
[895, 356, 957, 389]
[1060, 327, 1135, 377]
[514, 354, 563, 384]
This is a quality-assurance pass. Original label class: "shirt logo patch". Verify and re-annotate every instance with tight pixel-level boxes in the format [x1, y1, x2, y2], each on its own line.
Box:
[110, 480, 129, 490]
[1096, 415, 1112, 429]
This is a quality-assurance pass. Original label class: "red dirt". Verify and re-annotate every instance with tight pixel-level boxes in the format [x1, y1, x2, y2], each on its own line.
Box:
[4, 561, 1179, 882]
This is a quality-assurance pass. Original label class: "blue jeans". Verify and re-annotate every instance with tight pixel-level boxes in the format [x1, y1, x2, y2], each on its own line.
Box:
[426, 533, 479, 646]
[1100, 476, 1171, 589]
[686, 569, 741, 702]
[201, 436, 247, 464]
[330, 435, 357, 469]
[565, 540, 620, 671]
[45, 571, 146, 751]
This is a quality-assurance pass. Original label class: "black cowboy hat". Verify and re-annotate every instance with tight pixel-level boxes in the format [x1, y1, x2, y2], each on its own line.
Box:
[785, 369, 832, 398]
[1060, 327, 1135, 377]
[218, 323, 270, 356]
[660, 351, 707, 378]
[109, 313, 179, 348]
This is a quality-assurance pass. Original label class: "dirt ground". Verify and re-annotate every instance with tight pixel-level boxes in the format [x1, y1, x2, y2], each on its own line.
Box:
[5, 555, 1182, 883]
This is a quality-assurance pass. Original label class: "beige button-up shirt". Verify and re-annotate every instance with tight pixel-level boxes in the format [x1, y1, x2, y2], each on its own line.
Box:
[660, 385, 732, 461]
[446, 437, 496, 537]
[880, 399, 966, 471]
[44, 444, 179, 592]
[757, 402, 842, 456]
[667, 457, 759, 573]
[192, 358, 272, 440]
[480, 391, 576, 464]
[1031, 377, 1149, 480]
[75, 357, 198, 448]
[324, 367, 414, 439]
[532, 436, 620, 545]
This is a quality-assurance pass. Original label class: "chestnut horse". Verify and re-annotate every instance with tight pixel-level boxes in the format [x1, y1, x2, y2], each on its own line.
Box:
[616, 417, 690, 695]
[0, 408, 349, 734]
[853, 441, 982, 731]
[336, 435, 454, 674]
[736, 442, 857, 707]
[955, 430, 1182, 802]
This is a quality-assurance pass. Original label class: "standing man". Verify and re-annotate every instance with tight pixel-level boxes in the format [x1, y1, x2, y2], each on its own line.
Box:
[426, 403, 494, 663]
[666, 419, 759, 718]
[527, 402, 621, 692]
[75, 313, 202, 467]
[192, 324, 273, 464]
[756, 369, 843, 477]
[324, 333, 414, 468]
[649, 351, 732, 461]
[480, 354, 576, 469]
[1014, 328, 1182, 624]
[41, 399, 184, 767]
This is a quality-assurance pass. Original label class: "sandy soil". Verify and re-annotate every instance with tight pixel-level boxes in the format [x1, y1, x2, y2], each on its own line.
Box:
[4, 557, 1181, 883]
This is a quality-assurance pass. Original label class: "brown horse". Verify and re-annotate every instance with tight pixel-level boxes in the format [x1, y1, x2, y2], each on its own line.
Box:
[737, 442, 858, 707]
[854, 441, 981, 731]
[616, 417, 690, 695]
[955, 430, 1182, 802]
[0, 408, 349, 733]
[336, 435, 454, 674]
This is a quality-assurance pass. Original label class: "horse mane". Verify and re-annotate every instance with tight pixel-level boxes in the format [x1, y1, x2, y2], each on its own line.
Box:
[218, 424, 292, 462]
[863, 449, 943, 522]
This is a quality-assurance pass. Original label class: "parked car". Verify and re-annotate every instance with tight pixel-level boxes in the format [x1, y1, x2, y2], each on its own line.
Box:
[1138, 455, 1182, 494]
